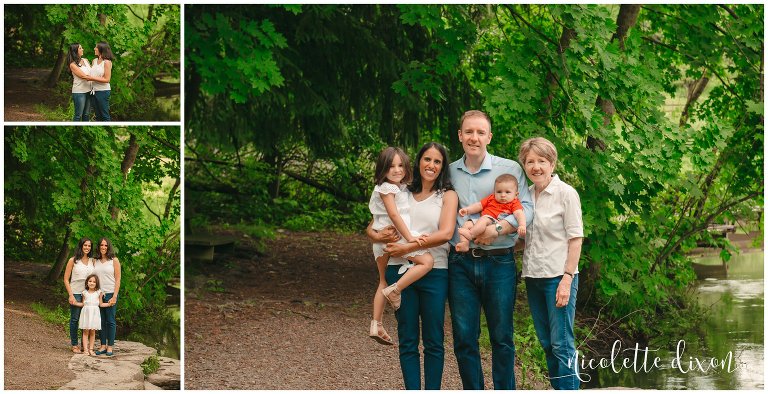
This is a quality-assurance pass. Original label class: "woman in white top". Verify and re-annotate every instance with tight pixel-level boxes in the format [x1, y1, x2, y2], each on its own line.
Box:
[519, 137, 584, 390]
[62, 237, 94, 353]
[67, 43, 93, 121]
[88, 42, 114, 121]
[367, 142, 458, 389]
[93, 237, 121, 356]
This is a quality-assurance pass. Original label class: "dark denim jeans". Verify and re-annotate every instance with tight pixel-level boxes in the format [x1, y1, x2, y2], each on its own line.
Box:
[99, 293, 117, 346]
[92, 90, 111, 121]
[69, 293, 84, 346]
[526, 275, 579, 390]
[386, 266, 448, 390]
[448, 250, 517, 390]
[72, 93, 91, 121]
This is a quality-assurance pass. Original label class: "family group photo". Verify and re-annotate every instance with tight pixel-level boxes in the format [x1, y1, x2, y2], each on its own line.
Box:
[4, 128, 181, 389]
[184, 4, 762, 390]
[4, 4, 180, 122]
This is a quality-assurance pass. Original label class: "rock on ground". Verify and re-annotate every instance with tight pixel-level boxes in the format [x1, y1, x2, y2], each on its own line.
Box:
[59, 340, 155, 390]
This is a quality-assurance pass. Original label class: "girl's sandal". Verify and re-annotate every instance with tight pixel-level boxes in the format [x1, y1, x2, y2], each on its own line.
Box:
[72, 346, 82, 354]
[369, 320, 396, 346]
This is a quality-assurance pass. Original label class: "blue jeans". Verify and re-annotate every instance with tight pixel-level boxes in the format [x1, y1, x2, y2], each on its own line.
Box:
[448, 250, 517, 390]
[69, 293, 84, 346]
[72, 93, 91, 121]
[526, 275, 579, 390]
[92, 90, 111, 121]
[99, 293, 117, 346]
[386, 266, 448, 390]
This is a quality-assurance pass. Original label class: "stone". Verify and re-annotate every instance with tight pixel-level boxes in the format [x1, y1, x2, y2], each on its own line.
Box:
[58, 340, 179, 390]
[146, 357, 181, 390]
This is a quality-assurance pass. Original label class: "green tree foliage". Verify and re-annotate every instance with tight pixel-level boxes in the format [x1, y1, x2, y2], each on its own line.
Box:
[5, 127, 180, 326]
[185, 5, 763, 335]
[4, 4, 180, 120]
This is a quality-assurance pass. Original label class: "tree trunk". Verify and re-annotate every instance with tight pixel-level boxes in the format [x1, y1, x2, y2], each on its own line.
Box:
[679, 72, 710, 127]
[613, 5, 642, 50]
[589, 4, 641, 151]
[46, 225, 72, 283]
[163, 177, 181, 219]
[46, 37, 67, 88]
[121, 134, 140, 180]
[112, 134, 140, 219]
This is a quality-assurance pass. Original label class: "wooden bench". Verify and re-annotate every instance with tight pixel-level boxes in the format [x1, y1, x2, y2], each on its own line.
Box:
[185, 235, 236, 262]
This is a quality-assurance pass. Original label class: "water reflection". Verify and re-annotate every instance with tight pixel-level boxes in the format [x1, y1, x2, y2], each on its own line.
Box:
[584, 251, 764, 389]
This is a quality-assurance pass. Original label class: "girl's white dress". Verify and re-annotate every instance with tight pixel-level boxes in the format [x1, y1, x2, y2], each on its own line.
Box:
[78, 290, 102, 330]
[369, 182, 427, 260]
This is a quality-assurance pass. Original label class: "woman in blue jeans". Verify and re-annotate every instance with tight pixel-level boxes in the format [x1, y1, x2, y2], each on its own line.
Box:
[88, 42, 114, 121]
[93, 237, 122, 356]
[367, 142, 457, 389]
[63, 238, 95, 353]
[67, 43, 92, 121]
[519, 137, 584, 390]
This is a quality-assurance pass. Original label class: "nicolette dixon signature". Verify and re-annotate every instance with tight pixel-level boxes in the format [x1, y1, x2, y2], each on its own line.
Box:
[564, 340, 737, 382]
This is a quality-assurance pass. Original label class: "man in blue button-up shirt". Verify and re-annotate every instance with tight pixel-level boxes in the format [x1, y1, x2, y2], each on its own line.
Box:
[447, 110, 534, 390]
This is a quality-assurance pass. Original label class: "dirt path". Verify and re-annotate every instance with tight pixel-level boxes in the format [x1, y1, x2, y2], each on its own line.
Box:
[185, 231, 548, 389]
[4, 261, 76, 389]
[4, 68, 61, 121]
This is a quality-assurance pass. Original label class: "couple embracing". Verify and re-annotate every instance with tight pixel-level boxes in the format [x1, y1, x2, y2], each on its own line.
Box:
[367, 110, 583, 390]
[62, 237, 122, 357]
[68, 42, 114, 121]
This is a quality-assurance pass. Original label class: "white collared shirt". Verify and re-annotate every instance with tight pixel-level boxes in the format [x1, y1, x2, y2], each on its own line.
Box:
[522, 174, 583, 278]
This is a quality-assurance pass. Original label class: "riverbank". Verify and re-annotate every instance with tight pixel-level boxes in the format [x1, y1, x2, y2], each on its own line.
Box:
[3, 260, 180, 389]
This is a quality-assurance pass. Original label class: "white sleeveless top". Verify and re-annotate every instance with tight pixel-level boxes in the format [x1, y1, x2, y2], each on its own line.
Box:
[94, 258, 116, 292]
[70, 258, 94, 293]
[71, 59, 92, 93]
[369, 182, 412, 231]
[388, 191, 449, 269]
[90, 59, 111, 91]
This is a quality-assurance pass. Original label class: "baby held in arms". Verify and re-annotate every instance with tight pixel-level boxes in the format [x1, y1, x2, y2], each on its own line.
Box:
[456, 173, 526, 252]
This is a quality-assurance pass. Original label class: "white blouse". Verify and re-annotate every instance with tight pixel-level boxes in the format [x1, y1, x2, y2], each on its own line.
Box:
[369, 182, 412, 231]
[94, 258, 117, 293]
[388, 191, 449, 270]
[522, 175, 584, 278]
[71, 59, 92, 94]
[69, 258, 94, 293]
[90, 59, 111, 91]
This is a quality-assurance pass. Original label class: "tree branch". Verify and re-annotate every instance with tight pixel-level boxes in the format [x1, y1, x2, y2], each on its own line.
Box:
[142, 198, 163, 225]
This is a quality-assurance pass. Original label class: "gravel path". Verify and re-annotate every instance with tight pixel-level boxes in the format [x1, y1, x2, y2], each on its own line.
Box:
[4, 261, 76, 389]
[185, 231, 548, 389]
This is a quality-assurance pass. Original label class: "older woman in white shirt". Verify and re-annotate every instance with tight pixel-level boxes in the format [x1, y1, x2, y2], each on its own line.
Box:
[519, 137, 583, 390]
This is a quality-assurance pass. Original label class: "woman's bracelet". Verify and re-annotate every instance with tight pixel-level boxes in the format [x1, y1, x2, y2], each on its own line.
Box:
[563, 271, 574, 278]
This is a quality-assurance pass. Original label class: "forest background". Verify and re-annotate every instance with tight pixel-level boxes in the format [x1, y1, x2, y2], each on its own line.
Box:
[4, 128, 181, 356]
[183, 4, 763, 384]
[4, 4, 180, 121]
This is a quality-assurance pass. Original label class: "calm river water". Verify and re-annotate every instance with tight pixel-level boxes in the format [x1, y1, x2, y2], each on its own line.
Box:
[583, 251, 764, 389]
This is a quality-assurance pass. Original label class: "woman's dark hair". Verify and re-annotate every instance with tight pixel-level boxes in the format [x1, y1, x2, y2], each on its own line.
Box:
[84, 274, 101, 291]
[374, 147, 412, 186]
[74, 237, 92, 262]
[96, 42, 114, 61]
[67, 43, 83, 68]
[409, 142, 453, 194]
[96, 237, 116, 259]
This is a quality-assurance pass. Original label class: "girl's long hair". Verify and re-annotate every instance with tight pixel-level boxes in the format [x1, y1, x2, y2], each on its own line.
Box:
[96, 237, 116, 259]
[374, 146, 412, 186]
[74, 237, 92, 262]
[409, 142, 453, 194]
[67, 43, 83, 68]
[96, 42, 114, 61]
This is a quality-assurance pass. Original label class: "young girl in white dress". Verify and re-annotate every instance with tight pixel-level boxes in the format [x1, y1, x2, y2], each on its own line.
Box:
[74, 274, 109, 356]
[368, 147, 434, 345]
